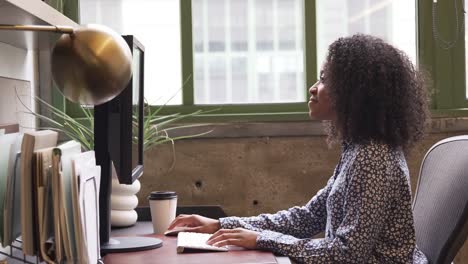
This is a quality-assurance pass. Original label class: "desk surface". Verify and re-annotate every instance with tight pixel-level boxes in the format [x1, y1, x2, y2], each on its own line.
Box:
[103, 234, 277, 264]
[105, 222, 290, 264]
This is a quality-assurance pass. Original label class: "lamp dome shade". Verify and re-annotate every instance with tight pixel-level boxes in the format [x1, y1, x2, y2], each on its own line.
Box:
[51, 24, 132, 105]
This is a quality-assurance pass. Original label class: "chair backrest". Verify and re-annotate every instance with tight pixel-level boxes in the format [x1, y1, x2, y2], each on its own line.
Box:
[413, 135, 468, 264]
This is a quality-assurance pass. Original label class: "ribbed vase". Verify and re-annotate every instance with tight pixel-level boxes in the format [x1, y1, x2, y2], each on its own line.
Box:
[110, 178, 140, 227]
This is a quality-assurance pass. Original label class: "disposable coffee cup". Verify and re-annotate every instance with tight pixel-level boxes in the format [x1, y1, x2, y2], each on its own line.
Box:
[148, 191, 177, 234]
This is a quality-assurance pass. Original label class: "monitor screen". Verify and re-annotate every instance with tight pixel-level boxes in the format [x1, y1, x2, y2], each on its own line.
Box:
[128, 36, 145, 182]
[98, 35, 145, 185]
[132, 47, 142, 172]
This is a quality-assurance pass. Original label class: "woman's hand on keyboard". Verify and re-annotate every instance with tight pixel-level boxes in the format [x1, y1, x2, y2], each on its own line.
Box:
[206, 228, 259, 249]
[167, 214, 221, 234]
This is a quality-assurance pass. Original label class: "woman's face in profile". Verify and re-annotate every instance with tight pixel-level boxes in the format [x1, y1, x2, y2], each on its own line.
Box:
[308, 72, 334, 121]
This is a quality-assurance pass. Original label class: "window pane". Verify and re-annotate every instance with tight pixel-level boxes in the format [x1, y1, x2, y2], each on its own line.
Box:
[194, 55, 206, 103]
[207, 0, 226, 52]
[232, 57, 248, 102]
[256, 0, 274, 50]
[80, 0, 182, 105]
[280, 72, 297, 101]
[230, 0, 248, 51]
[278, 0, 298, 50]
[257, 55, 274, 102]
[316, 0, 416, 74]
[193, 0, 305, 105]
[193, 0, 204, 52]
[208, 56, 228, 104]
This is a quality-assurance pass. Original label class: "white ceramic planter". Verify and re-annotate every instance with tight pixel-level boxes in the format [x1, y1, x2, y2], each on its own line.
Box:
[110, 178, 141, 227]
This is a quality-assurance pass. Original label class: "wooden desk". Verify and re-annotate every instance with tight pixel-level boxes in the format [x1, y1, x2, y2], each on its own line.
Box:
[103, 234, 278, 264]
[104, 222, 290, 264]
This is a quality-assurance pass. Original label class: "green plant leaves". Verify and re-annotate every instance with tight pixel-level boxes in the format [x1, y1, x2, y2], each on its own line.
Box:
[18, 89, 214, 154]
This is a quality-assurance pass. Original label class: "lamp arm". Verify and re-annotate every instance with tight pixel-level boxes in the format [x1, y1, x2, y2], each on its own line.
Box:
[0, 24, 74, 34]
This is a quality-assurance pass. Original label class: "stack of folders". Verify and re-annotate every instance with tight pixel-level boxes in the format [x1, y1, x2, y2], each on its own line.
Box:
[0, 130, 101, 264]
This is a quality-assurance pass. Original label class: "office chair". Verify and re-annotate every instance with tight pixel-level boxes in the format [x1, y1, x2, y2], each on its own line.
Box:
[412, 135, 468, 264]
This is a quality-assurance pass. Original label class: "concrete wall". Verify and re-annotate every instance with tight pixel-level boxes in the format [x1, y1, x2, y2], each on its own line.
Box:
[137, 120, 468, 262]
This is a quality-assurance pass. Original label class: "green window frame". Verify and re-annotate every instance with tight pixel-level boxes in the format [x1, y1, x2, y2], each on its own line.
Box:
[63, 0, 316, 122]
[59, 0, 468, 121]
[153, 0, 317, 122]
[418, 0, 468, 116]
[45, 0, 81, 119]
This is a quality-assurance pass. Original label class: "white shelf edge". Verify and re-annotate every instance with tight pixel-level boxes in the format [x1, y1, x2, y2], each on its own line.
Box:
[4, 0, 79, 27]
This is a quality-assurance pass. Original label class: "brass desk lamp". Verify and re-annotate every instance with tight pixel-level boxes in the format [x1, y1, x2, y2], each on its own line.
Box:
[0, 23, 132, 105]
[0, 23, 162, 255]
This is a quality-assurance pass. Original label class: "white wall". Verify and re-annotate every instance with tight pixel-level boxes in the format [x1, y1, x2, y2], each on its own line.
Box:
[0, 42, 38, 132]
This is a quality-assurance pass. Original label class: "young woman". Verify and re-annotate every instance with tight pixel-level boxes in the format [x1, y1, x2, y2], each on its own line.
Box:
[168, 34, 429, 263]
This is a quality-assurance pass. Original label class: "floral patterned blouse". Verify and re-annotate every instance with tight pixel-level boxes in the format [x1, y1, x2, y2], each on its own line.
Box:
[220, 142, 428, 263]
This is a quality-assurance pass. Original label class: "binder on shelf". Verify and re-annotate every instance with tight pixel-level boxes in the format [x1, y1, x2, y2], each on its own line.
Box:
[34, 147, 54, 263]
[53, 140, 81, 262]
[3, 133, 23, 247]
[0, 132, 20, 244]
[73, 151, 101, 263]
[71, 151, 95, 263]
[51, 148, 63, 263]
[0, 133, 101, 263]
[20, 130, 58, 256]
[79, 165, 101, 264]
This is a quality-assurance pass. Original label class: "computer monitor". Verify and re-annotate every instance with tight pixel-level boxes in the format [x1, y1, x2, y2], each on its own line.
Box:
[94, 35, 162, 253]
[106, 35, 144, 184]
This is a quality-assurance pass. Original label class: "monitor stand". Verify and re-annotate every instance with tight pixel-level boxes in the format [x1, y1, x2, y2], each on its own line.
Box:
[97, 157, 163, 254]
[95, 101, 162, 254]
[97, 152, 162, 254]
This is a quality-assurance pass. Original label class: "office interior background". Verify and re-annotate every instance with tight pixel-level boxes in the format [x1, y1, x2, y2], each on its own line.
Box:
[0, 0, 467, 262]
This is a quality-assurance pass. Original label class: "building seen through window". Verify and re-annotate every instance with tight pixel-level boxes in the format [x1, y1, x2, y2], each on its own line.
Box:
[80, 0, 182, 105]
[80, 0, 416, 107]
[317, 0, 416, 75]
[192, 0, 305, 105]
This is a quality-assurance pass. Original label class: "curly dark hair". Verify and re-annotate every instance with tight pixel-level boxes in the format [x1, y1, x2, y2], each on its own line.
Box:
[322, 34, 429, 151]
